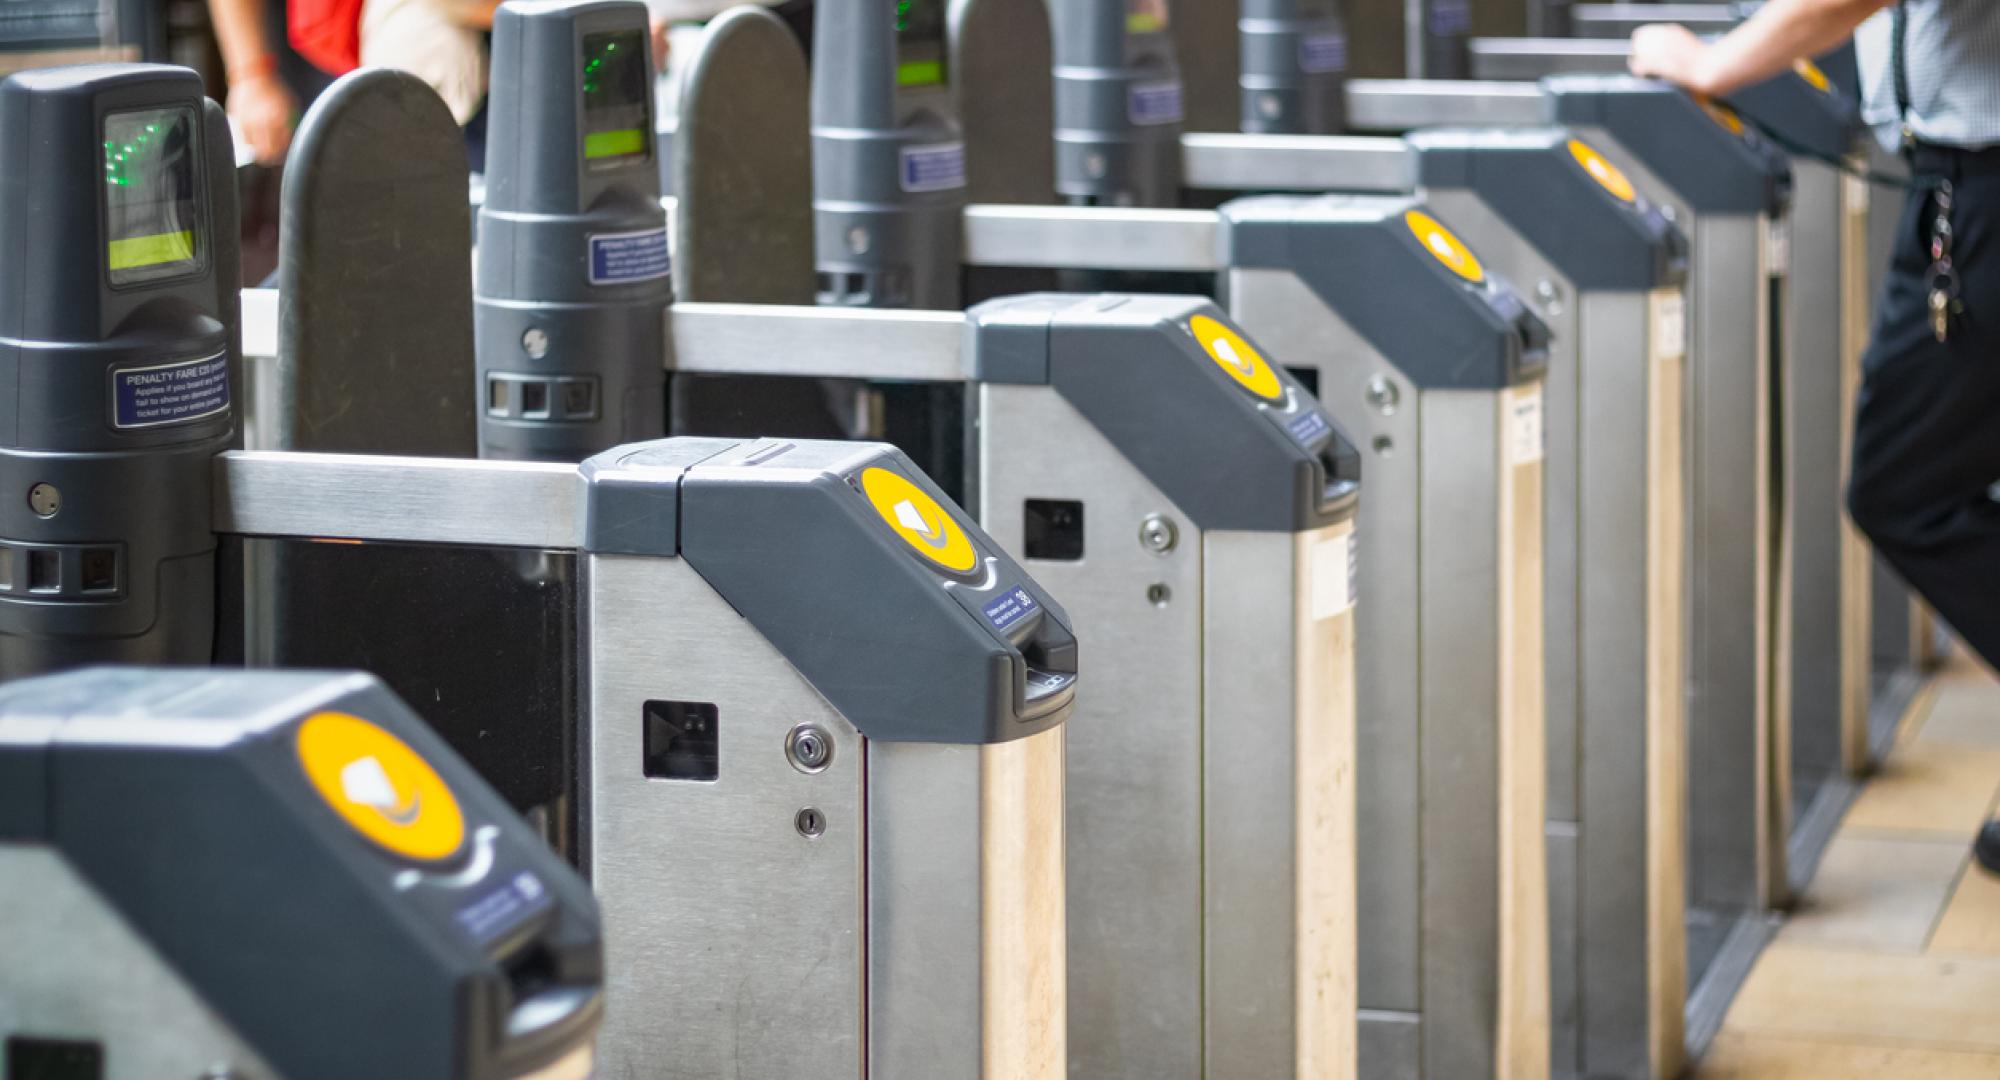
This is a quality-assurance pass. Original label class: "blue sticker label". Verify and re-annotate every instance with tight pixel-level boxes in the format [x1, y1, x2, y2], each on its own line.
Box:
[982, 586, 1040, 633]
[455, 870, 554, 944]
[1129, 80, 1185, 126]
[112, 352, 230, 430]
[900, 141, 968, 193]
[1286, 409, 1332, 447]
[588, 228, 671, 286]
[1428, 0, 1471, 36]
[1300, 33, 1348, 74]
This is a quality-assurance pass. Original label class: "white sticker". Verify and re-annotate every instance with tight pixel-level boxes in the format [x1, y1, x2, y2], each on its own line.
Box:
[1651, 289, 1687, 361]
[1310, 531, 1358, 621]
[1765, 217, 1790, 276]
[1844, 171, 1872, 213]
[1508, 386, 1545, 466]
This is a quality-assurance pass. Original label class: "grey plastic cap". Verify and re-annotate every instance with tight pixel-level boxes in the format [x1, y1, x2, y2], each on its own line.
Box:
[967, 292, 1360, 530]
[1543, 75, 1793, 215]
[1220, 194, 1551, 389]
[1409, 127, 1688, 290]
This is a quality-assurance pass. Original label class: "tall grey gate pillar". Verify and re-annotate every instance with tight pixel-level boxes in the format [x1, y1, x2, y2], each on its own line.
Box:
[580, 438, 1076, 1080]
[1405, 130, 1692, 1080]
[962, 295, 1362, 1078]
[1220, 197, 1552, 1080]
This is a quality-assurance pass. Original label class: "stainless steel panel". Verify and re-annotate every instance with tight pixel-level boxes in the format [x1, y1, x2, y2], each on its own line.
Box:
[1343, 80, 1547, 133]
[587, 555, 870, 1080]
[1569, 4, 1740, 38]
[1180, 133, 1417, 194]
[1545, 824, 1581, 1077]
[0, 846, 280, 1080]
[1685, 212, 1780, 914]
[1358, 1010, 1424, 1080]
[1466, 38, 1632, 81]
[1228, 269, 1426, 1019]
[1202, 527, 1351, 1078]
[1785, 159, 1848, 792]
[214, 451, 585, 549]
[668, 303, 966, 381]
[865, 741, 984, 1079]
[960, 205, 1223, 272]
[975, 384, 1205, 1079]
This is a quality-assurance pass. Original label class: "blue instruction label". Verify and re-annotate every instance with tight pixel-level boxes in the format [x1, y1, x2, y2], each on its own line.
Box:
[982, 585, 1040, 633]
[455, 869, 553, 945]
[588, 227, 671, 286]
[1286, 409, 1332, 447]
[1299, 32, 1349, 74]
[900, 141, 968, 193]
[1129, 80, 1185, 126]
[1428, 0, 1471, 35]
[111, 351, 230, 430]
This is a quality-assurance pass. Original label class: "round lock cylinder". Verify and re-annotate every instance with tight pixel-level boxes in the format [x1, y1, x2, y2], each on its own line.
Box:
[0, 63, 238, 676]
[476, 0, 670, 462]
[1239, 0, 1349, 135]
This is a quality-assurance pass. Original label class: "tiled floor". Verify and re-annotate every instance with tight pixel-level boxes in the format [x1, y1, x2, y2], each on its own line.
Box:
[1696, 654, 2000, 1076]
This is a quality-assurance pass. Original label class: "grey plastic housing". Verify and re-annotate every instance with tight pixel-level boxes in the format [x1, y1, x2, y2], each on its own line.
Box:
[1544, 75, 1793, 215]
[1221, 194, 1552, 389]
[0, 64, 237, 675]
[476, 0, 670, 462]
[1239, 0, 1348, 135]
[0, 667, 605, 1080]
[581, 437, 1079, 744]
[812, 0, 966, 309]
[1731, 65, 1860, 161]
[967, 292, 1360, 531]
[1408, 127, 1689, 290]
[1051, 0, 1185, 206]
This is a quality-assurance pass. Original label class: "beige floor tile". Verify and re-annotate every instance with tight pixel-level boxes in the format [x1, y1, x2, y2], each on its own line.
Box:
[1931, 861, 2000, 956]
[1776, 835, 1966, 950]
[1696, 1031, 2000, 1078]
[1842, 738, 2000, 835]
[1725, 943, 2000, 1051]
[1914, 678, 2000, 749]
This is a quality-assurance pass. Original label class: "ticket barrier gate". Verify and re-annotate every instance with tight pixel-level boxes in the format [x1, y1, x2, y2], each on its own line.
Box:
[669, 8, 1369, 1074]
[1149, 15, 1696, 1068]
[1456, 39, 1879, 876]
[0, 668, 605, 1080]
[1556, 0, 1942, 743]
[932, 2, 1556, 1075]
[2, 60, 1082, 1080]
[1190, 128, 1692, 1078]
[1349, 74, 1794, 1039]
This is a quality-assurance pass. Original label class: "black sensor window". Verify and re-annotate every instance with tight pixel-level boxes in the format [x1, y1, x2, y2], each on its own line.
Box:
[104, 106, 201, 286]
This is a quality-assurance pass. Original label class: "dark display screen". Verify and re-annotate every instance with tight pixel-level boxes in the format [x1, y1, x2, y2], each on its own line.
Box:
[1128, 0, 1169, 32]
[895, 0, 946, 87]
[103, 106, 200, 286]
[582, 29, 651, 165]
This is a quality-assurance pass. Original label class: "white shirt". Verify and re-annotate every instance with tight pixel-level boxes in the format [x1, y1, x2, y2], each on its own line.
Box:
[1855, 0, 2000, 151]
[648, 0, 785, 24]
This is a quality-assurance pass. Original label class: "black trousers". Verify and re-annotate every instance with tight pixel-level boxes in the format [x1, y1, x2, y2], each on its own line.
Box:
[1848, 146, 2000, 671]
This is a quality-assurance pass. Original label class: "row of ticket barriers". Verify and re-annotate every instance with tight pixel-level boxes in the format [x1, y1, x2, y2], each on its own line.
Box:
[0, 1, 1943, 1078]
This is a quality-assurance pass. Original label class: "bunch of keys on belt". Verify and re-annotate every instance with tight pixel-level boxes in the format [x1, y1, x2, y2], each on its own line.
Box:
[1928, 179, 1964, 343]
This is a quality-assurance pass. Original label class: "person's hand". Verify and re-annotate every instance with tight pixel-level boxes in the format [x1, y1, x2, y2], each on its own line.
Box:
[651, 16, 670, 70]
[1628, 23, 1715, 95]
[226, 68, 297, 166]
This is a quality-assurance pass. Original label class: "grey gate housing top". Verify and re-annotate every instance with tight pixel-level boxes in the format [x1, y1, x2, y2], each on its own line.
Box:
[0, 63, 237, 676]
[477, 0, 670, 462]
[812, 0, 967, 309]
[0, 667, 604, 1080]
[1544, 76, 1792, 216]
[1239, 0, 1349, 135]
[1053, 0, 1185, 207]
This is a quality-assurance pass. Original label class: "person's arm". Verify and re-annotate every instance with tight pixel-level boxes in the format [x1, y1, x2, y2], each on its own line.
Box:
[207, 0, 298, 164]
[1629, 0, 1894, 98]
